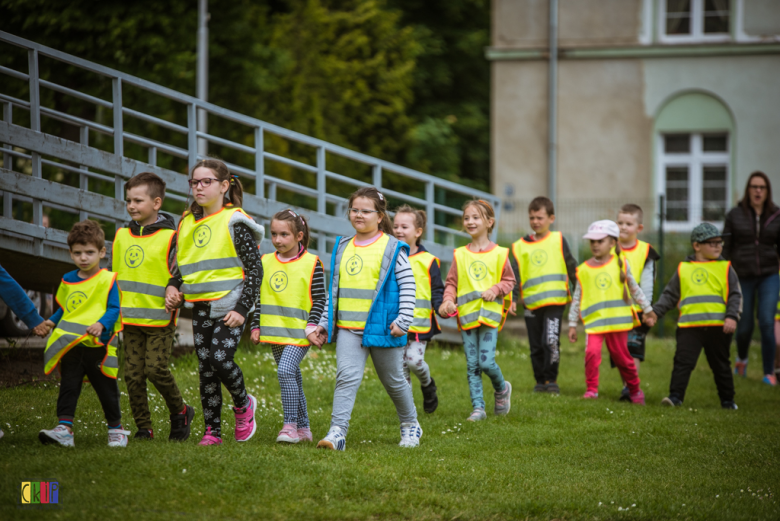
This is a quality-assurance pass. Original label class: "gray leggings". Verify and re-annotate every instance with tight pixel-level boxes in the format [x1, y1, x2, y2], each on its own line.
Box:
[330, 329, 417, 435]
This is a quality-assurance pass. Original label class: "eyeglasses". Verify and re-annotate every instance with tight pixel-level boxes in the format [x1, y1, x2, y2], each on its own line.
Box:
[749, 185, 767, 191]
[348, 208, 379, 217]
[188, 177, 220, 188]
[701, 240, 724, 246]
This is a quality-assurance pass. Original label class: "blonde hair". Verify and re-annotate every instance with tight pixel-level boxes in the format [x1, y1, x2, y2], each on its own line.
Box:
[462, 199, 495, 233]
[394, 204, 426, 245]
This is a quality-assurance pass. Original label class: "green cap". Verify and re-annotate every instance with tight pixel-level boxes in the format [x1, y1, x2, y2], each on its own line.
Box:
[691, 222, 722, 243]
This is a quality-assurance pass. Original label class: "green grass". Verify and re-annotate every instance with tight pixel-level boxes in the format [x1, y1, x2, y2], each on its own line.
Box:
[2, 335, 779, 520]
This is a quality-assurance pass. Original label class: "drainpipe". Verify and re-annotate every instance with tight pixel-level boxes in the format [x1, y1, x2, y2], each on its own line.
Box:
[197, 0, 209, 157]
[548, 0, 558, 208]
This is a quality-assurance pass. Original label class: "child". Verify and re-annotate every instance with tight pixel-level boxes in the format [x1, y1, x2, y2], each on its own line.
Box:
[509, 196, 577, 394]
[393, 205, 444, 413]
[440, 199, 515, 421]
[613, 204, 660, 401]
[775, 271, 780, 380]
[567, 220, 655, 404]
[165, 159, 264, 445]
[39, 220, 129, 447]
[314, 187, 421, 450]
[113, 172, 194, 441]
[652, 223, 741, 409]
[250, 209, 326, 444]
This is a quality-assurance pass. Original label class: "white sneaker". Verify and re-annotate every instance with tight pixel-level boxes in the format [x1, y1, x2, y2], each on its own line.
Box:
[316, 426, 346, 451]
[107, 428, 131, 447]
[399, 421, 423, 448]
[39, 425, 75, 447]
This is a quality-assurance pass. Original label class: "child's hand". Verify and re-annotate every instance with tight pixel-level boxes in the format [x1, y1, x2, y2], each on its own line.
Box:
[723, 317, 737, 334]
[223, 311, 245, 328]
[481, 288, 498, 302]
[250, 329, 260, 345]
[307, 331, 323, 348]
[568, 326, 578, 343]
[165, 286, 183, 313]
[642, 311, 658, 327]
[508, 301, 518, 316]
[32, 322, 50, 337]
[389, 323, 405, 337]
[439, 301, 457, 317]
[86, 322, 105, 337]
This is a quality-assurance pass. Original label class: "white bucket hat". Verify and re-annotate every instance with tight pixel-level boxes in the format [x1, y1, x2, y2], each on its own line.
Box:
[583, 220, 620, 240]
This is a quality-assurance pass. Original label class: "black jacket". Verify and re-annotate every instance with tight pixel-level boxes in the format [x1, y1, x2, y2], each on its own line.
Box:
[722, 205, 780, 278]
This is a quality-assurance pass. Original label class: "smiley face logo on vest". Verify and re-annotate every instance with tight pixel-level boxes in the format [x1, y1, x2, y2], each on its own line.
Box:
[193, 224, 212, 248]
[595, 272, 613, 291]
[691, 268, 709, 285]
[346, 255, 363, 276]
[66, 291, 88, 313]
[270, 271, 288, 292]
[531, 249, 548, 267]
[124, 245, 144, 268]
[468, 261, 488, 281]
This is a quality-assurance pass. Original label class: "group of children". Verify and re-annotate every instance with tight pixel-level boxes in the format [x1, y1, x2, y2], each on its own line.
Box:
[19, 159, 742, 451]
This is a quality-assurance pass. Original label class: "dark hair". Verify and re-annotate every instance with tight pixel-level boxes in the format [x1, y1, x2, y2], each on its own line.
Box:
[462, 199, 496, 233]
[740, 171, 776, 214]
[67, 219, 105, 251]
[619, 203, 643, 224]
[347, 187, 392, 234]
[272, 209, 310, 250]
[187, 159, 243, 215]
[528, 196, 555, 216]
[394, 204, 426, 245]
[126, 172, 166, 201]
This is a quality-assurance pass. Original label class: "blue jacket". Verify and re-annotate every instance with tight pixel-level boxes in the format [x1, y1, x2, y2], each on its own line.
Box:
[0, 263, 44, 329]
[326, 234, 409, 348]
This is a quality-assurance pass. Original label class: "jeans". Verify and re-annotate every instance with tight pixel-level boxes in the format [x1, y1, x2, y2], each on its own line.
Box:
[736, 272, 779, 375]
[461, 325, 506, 410]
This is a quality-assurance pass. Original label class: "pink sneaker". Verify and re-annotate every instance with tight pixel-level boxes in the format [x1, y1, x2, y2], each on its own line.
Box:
[630, 390, 646, 405]
[297, 427, 313, 442]
[233, 394, 257, 442]
[582, 390, 598, 399]
[277, 423, 299, 444]
[198, 426, 222, 446]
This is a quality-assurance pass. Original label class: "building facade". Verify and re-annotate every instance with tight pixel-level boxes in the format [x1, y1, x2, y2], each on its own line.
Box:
[489, 0, 780, 238]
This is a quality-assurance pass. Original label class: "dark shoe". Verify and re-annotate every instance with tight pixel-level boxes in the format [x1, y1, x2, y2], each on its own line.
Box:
[533, 383, 546, 393]
[134, 428, 154, 440]
[544, 381, 560, 395]
[721, 401, 738, 410]
[421, 378, 438, 414]
[618, 387, 631, 402]
[169, 405, 195, 441]
[660, 396, 682, 407]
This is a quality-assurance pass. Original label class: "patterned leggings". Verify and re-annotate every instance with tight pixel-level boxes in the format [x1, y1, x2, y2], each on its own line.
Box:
[403, 340, 431, 387]
[461, 325, 506, 410]
[271, 344, 310, 428]
[193, 303, 248, 436]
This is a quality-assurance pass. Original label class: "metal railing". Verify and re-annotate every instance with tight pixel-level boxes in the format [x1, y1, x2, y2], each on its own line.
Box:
[0, 30, 500, 266]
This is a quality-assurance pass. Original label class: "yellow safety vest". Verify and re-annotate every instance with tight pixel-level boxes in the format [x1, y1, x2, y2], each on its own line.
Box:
[44, 269, 122, 377]
[337, 234, 389, 329]
[512, 231, 570, 309]
[455, 244, 511, 330]
[177, 206, 246, 302]
[618, 240, 651, 312]
[577, 255, 636, 334]
[409, 250, 439, 334]
[112, 227, 177, 327]
[678, 260, 730, 328]
[259, 251, 319, 346]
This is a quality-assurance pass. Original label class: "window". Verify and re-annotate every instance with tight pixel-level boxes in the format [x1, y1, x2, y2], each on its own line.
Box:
[660, 133, 730, 229]
[661, 0, 730, 43]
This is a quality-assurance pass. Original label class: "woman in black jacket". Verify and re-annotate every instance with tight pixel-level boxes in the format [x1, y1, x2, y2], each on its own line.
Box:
[722, 171, 780, 386]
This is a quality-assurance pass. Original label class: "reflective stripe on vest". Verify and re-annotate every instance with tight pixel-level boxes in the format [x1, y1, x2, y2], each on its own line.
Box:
[259, 251, 319, 346]
[455, 245, 511, 330]
[512, 231, 570, 309]
[618, 240, 651, 312]
[177, 207, 246, 302]
[44, 269, 123, 376]
[577, 255, 636, 334]
[409, 251, 438, 334]
[337, 234, 390, 330]
[678, 260, 729, 328]
[113, 227, 176, 327]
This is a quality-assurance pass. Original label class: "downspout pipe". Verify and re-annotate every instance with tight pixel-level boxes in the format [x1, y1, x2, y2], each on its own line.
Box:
[548, 0, 558, 208]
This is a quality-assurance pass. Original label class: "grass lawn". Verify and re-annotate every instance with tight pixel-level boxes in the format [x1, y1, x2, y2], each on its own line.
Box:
[1, 333, 778, 520]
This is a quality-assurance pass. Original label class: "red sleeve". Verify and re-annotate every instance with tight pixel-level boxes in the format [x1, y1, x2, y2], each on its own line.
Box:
[443, 256, 459, 303]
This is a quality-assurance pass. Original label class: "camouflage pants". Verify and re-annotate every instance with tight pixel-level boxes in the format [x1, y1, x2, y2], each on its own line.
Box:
[123, 323, 184, 430]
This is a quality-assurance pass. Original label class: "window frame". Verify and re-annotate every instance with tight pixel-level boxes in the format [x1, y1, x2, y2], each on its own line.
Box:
[658, 0, 732, 44]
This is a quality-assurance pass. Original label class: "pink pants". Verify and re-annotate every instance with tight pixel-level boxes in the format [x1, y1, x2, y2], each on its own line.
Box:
[585, 331, 640, 394]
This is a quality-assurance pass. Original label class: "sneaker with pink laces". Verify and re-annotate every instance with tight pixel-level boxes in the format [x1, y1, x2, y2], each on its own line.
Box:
[582, 390, 598, 399]
[629, 390, 646, 405]
[297, 427, 313, 442]
[198, 426, 222, 446]
[277, 423, 299, 444]
[233, 394, 257, 442]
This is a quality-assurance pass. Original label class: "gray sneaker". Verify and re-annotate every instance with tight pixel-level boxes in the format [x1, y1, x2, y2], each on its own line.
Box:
[495, 381, 512, 415]
[466, 408, 487, 422]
